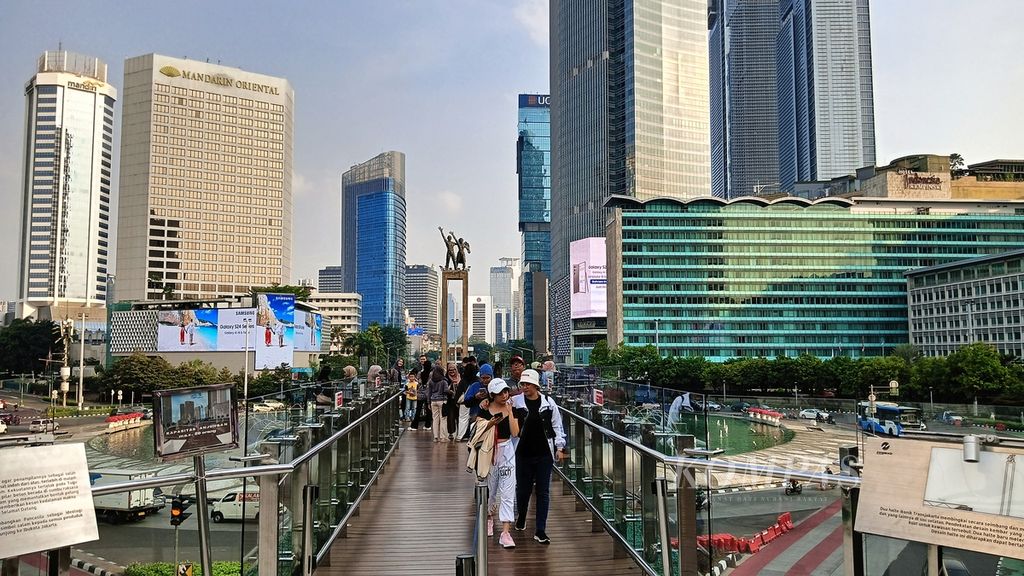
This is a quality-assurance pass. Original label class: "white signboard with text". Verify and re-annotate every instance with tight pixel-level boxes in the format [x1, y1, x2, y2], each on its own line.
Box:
[857, 436, 1024, 560]
[0, 444, 99, 557]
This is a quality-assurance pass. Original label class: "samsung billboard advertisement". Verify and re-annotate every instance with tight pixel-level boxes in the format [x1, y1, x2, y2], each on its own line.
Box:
[154, 294, 320, 369]
[570, 237, 607, 319]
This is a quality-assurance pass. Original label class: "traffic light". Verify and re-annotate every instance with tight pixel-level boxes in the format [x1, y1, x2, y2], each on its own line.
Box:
[170, 496, 192, 526]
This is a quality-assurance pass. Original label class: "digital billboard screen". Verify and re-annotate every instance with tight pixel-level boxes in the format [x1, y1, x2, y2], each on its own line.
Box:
[255, 293, 294, 369]
[156, 308, 257, 352]
[293, 310, 323, 352]
[570, 237, 607, 319]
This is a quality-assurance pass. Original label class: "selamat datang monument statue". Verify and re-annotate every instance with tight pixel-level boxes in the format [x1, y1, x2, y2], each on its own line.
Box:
[438, 227, 470, 362]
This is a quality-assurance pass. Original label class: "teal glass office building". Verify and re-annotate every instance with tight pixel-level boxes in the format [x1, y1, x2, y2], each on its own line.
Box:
[605, 196, 1024, 361]
[518, 94, 551, 349]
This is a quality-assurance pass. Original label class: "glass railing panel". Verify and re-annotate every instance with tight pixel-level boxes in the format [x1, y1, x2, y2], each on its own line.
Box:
[862, 534, 927, 575]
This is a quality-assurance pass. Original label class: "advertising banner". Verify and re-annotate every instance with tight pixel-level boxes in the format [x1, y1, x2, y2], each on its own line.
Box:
[255, 293, 294, 369]
[856, 436, 1024, 559]
[156, 308, 257, 352]
[293, 310, 323, 352]
[570, 237, 608, 319]
[153, 383, 238, 461]
[0, 443, 99, 557]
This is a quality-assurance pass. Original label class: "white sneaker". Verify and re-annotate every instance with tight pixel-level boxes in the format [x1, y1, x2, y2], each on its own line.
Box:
[499, 532, 516, 549]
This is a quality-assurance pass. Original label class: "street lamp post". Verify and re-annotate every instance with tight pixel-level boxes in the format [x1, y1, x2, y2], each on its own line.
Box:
[929, 386, 934, 417]
[78, 312, 87, 411]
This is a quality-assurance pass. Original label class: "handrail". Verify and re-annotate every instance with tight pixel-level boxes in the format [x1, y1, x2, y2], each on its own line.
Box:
[559, 405, 861, 488]
[89, 390, 403, 498]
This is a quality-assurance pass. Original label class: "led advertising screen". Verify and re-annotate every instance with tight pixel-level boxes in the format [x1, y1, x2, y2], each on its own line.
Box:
[293, 310, 323, 352]
[152, 383, 238, 461]
[255, 293, 294, 369]
[156, 308, 258, 352]
[569, 237, 607, 319]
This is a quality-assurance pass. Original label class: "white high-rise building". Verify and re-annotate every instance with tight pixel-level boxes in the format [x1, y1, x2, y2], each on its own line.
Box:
[17, 51, 116, 320]
[406, 264, 440, 334]
[489, 258, 521, 343]
[116, 54, 294, 301]
[469, 295, 494, 345]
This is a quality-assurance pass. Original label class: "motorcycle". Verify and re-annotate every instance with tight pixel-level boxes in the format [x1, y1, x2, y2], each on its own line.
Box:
[785, 482, 803, 496]
[816, 413, 836, 425]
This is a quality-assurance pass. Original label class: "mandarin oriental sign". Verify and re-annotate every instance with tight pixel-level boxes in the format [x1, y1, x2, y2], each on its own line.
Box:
[159, 65, 280, 95]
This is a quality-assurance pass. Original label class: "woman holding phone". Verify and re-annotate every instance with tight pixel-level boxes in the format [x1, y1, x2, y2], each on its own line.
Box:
[477, 378, 520, 548]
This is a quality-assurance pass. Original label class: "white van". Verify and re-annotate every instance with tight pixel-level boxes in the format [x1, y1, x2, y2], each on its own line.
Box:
[28, 419, 58, 433]
[210, 490, 260, 522]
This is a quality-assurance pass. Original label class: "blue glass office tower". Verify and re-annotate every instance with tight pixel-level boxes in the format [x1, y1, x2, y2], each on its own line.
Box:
[341, 152, 406, 329]
[518, 94, 551, 352]
[777, 0, 875, 191]
[709, 0, 780, 199]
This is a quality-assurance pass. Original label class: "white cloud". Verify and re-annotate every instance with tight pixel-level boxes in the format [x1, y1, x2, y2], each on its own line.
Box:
[514, 0, 549, 47]
[437, 190, 464, 214]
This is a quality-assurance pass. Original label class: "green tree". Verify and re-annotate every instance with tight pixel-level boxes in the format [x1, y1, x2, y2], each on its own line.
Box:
[589, 339, 611, 366]
[249, 284, 312, 300]
[0, 319, 60, 374]
[891, 344, 922, 365]
[470, 341, 493, 363]
[611, 344, 661, 382]
[100, 352, 174, 395]
[946, 343, 1010, 403]
[170, 359, 221, 388]
[378, 325, 409, 365]
[949, 153, 966, 179]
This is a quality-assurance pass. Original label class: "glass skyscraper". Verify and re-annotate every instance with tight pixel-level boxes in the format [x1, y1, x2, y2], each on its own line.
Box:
[709, 0, 780, 199]
[341, 151, 406, 329]
[18, 51, 116, 320]
[517, 94, 551, 351]
[606, 196, 1024, 361]
[549, 0, 711, 361]
[777, 0, 876, 191]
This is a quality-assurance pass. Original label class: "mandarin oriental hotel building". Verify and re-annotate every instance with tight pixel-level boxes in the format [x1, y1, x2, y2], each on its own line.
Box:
[605, 196, 1024, 361]
[116, 54, 293, 301]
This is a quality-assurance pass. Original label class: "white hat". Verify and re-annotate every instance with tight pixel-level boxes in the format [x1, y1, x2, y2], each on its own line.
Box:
[487, 378, 511, 395]
[520, 369, 541, 387]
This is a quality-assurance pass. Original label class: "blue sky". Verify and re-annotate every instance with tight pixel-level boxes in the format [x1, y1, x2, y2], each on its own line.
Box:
[0, 0, 1021, 299]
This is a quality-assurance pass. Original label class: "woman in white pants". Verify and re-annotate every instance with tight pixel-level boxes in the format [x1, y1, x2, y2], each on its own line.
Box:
[479, 379, 520, 548]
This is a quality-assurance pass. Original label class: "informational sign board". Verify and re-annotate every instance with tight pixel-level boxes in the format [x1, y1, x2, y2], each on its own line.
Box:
[177, 562, 193, 576]
[153, 383, 238, 461]
[569, 237, 607, 319]
[857, 436, 1024, 560]
[334, 391, 344, 410]
[0, 443, 99, 557]
[593, 388, 604, 406]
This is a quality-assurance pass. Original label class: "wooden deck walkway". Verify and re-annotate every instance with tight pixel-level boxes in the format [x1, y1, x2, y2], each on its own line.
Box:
[319, 428, 643, 576]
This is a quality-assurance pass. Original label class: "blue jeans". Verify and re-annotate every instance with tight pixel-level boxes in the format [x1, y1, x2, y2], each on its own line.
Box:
[404, 398, 416, 419]
[516, 454, 554, 533]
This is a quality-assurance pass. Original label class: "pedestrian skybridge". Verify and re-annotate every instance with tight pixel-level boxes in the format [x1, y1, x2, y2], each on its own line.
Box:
[5, 380, 1006, 575]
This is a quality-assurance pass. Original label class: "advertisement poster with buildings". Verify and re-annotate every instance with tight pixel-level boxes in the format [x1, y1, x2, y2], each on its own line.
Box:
[569, 237, 608, 319]
[153, 383, 237, 460]
[255, 293, 294, 369]
[293, 310, 323, 352]
[856, 436, 1024, 559]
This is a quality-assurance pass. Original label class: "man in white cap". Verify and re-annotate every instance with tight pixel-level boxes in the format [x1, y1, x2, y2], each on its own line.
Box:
[510, 369, 566, 544]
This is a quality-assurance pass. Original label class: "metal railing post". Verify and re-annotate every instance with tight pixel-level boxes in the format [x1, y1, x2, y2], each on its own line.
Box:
[655, 478, 672, 576]
[46, 546, 70, 576]
[301, 484, 319, 576]
[193, 456, 214, 576]
[257, 472, 281, 575]
[475, 481, 489, 576]
[675, 434, 698, 576]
